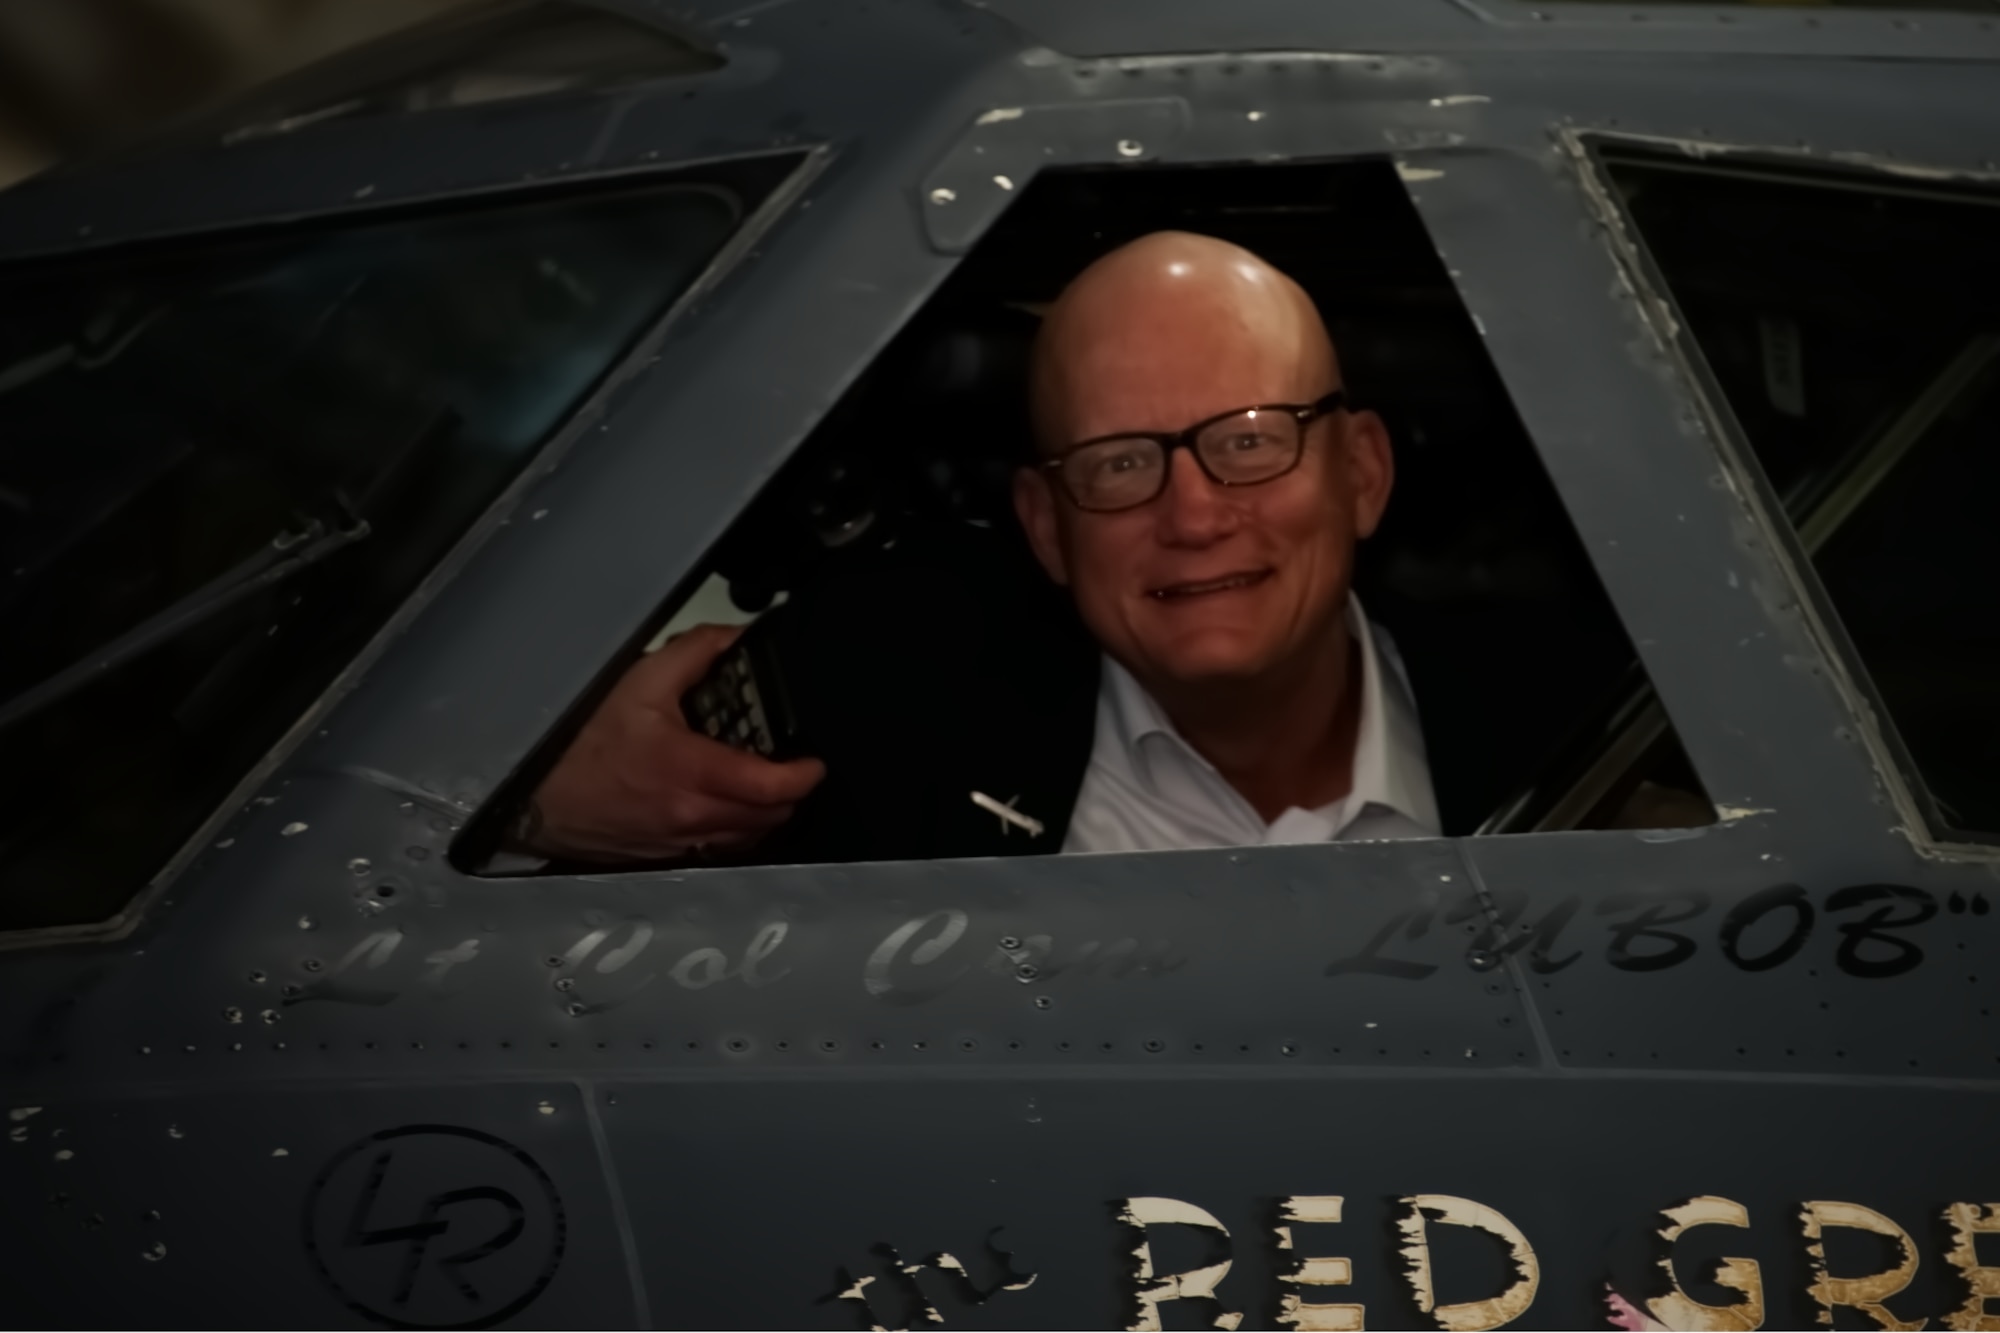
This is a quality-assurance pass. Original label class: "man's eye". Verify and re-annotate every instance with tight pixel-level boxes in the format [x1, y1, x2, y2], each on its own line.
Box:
[1091, 447, 1154, 477]
[1222, 431, 1282, 453]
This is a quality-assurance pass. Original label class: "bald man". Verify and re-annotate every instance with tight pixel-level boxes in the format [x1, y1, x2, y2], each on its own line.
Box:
[516, 231, 1438, 864]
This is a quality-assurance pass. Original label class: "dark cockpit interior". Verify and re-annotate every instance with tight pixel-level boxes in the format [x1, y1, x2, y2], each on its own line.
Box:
[489, 157, 1714, 869]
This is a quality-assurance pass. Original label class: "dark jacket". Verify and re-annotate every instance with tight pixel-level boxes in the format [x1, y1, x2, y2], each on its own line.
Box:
[758, 520, 1101, 865]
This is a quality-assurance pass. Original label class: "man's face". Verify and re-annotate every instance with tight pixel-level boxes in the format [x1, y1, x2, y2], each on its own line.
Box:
[1017, 360, 1394, 691]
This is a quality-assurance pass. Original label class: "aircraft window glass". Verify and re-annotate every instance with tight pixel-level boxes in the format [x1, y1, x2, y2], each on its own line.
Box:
[1602, 148, 2000, 842]
[219, 1, 721, 146]
[478, 159, 1716, 874]
[0, 157, 796, 932]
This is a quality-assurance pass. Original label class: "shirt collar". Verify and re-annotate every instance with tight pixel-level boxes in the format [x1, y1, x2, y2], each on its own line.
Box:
[1342, 597, 1440, 832]
[1098, 593, 1439, 833]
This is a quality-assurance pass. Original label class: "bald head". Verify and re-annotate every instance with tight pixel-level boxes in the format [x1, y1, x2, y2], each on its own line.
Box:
[1030, 231, 1340, 450]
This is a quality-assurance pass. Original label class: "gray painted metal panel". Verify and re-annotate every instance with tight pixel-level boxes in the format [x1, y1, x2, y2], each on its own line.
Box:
[978, 0, 2000, 60]
[605, 1076, 2000, 1328]
[7, 1084, 633, 1328]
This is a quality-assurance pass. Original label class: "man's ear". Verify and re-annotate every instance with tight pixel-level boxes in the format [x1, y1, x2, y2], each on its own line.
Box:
[1343, 408, 1396, 541]
[1012, 465, 1071, 586]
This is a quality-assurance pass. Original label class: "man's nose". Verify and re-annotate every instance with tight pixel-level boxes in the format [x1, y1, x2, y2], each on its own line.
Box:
[1154, 447, 1237, 546]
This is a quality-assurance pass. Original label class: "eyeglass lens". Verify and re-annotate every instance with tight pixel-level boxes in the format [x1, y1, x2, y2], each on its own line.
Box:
[1060, 408, 1303, 511]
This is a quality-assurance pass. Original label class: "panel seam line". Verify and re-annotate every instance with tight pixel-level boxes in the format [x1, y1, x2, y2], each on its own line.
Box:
[580, 1077, 653, 1329]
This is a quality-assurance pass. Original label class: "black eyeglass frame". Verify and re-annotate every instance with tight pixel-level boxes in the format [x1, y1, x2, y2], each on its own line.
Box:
[1039, 389, 1349, 512]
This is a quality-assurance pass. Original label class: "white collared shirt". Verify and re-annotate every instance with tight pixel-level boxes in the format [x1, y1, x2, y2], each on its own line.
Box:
[1062, 597, 1441, 853]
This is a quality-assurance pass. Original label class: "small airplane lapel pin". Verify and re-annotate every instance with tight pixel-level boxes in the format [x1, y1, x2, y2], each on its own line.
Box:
[970, 791, 1045, 839]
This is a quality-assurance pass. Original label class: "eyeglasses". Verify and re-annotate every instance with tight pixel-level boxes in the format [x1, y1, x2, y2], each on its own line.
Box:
[1040, 390, 1347, 513]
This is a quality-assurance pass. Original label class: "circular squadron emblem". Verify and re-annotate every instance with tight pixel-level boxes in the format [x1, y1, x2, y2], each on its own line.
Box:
[304, 1125, 566, 1329]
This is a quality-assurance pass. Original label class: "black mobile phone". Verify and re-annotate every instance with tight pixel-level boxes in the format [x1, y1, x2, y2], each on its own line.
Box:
[679, 619, 802, 761]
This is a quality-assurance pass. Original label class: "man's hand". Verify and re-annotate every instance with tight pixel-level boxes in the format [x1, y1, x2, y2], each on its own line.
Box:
[517, 623, 825, 863]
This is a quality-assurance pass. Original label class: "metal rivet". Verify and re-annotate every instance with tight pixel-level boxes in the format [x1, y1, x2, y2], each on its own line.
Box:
[993, 174, 1013, 190]
[1033, 995, 1053, 1010]
[998, 936, 1021, 950]
[1015, 963, 1040, 981]
[929, 187, 957, 205]
[347, 858, 371, 875]
[1116, 139, 1143, 158]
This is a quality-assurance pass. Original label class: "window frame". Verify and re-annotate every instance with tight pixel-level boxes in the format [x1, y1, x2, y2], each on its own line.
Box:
[0, 145, 830, 950]
[1567, 128, 2000, 860]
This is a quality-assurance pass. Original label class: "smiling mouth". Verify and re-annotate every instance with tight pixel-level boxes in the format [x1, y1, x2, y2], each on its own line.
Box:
[1148, 570, 1273, 600]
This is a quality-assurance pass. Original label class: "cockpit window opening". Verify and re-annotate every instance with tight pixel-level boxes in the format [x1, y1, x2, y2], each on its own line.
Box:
[1594, 142, 2000, 847]
[472, 157, 1719, 876]
[0, 152, 803, 935]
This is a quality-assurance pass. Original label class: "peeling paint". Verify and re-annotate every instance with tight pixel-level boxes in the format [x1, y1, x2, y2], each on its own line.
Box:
[1647, 1197, 1763, 1331]
[1716, 806, 1773, 821]
[975, 107, 1024, 125]
[1397, 1195, 1539, 1331]
[1607, 1283, 1671, 1331]
[1119, 1197, 1242, 1331]
[1941, 1202, 2000, 1330]
[1800, 1201, 1924, 1330]
[1276, 1196, 1362, 1331]
[891, 1253, 943, 1326]
[831, 1231, 1037, 1328]
[1397, 164, 1446, 183]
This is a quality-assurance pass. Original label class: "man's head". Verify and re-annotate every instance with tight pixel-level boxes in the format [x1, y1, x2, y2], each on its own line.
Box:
[1013, 230, 1394, 697]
